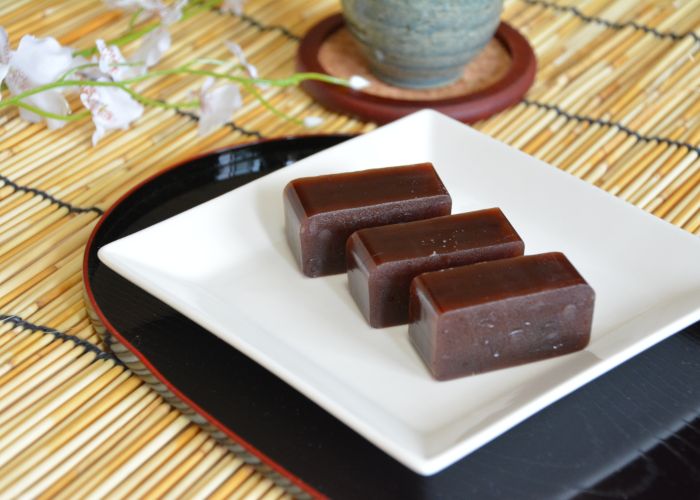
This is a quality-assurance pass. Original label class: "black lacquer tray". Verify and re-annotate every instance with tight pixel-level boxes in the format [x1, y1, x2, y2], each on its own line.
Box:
[83, 136, 700, 499]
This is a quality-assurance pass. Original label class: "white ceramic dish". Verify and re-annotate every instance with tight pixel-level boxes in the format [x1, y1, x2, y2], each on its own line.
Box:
[99, 110, 700, 475]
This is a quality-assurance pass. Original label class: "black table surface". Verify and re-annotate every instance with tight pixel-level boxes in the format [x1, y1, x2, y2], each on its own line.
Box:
[86, 136, 700, 499]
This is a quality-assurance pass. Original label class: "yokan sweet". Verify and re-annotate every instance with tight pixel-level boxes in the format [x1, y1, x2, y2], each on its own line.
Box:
[347, 209, 524, 327]
[409, 252, 595, 380]
[284, 163, 451, 277]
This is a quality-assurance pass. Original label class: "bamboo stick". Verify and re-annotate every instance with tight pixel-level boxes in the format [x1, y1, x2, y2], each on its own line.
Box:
[137, 433, 216, 499]
[20, 387, 157, 499]
[0, 218, 95, 284]
[259, 486, 287, 500]
[0, 207, 68, 257]
[0, 331, 54, 375]
[667, 181, 700, 226]
[1, 248, 83, 315]
[51, 403, 179, 499]
[229, 470, 263, 500]
[160, 443, 230, 499]
[34, 395, 167, 499]
[146, 439, 221, 499]
[687, 208, 700, 234]
[26, 284, 83, 329]
[0, 349, 95, 426]
[243, 478, 276, 500]
[0, 339, 76, 399]
[652, 159, 700, 217]
[0, 371, 139, 492]
[179, 454, 245, 500]
[88, 415, 192, 499]
[207, 464, 266, 500]
[0, 361, 119, 465]
[620, 145, 679, 201]
[631, 148, 695, 207]
[104, 425, 203, 499]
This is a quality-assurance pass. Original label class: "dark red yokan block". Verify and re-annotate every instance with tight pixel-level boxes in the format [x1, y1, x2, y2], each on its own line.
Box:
[409, 252, 595, 380]
[284, 163, 451, 277]
[347, 209, 524, 328]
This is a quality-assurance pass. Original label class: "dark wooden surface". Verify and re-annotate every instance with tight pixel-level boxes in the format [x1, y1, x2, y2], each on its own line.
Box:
[85, 137, 700, 499]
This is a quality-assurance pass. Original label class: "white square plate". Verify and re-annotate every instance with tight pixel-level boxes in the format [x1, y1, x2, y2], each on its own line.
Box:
[99, 110, 700, 475]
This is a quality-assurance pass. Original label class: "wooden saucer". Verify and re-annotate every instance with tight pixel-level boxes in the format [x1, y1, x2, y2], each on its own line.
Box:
[296, 14, 537, 124]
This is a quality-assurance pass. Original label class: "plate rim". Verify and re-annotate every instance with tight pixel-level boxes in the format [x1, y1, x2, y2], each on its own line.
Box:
[82, 135, 353, 499]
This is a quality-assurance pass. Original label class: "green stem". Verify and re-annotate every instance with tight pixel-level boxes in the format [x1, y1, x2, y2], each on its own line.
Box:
[244, 82, 301, 125]
[2, 68, 352, 104]
[128, 8, 144, 29]
[121, 67, 352, 89]
[15, 101, 90, 122]
[73, 23, 157, 58]
[0, 80, 200, 121]
[58, 61, 144, 82]
[0, 68, 353, 123]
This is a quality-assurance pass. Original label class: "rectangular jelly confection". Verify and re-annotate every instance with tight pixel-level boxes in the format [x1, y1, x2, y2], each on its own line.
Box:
[284, 163, 451, 277]
[347, 209, 524, 328]
[409, 252, 595, 380]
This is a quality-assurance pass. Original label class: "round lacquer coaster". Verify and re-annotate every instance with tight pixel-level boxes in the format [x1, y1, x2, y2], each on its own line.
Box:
[296, 14, 537, 124]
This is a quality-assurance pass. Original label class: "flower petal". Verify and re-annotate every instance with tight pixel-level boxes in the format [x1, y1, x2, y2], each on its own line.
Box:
[159, 0, 187, 25]
[132, 26, 171, 67]
[198, 83, 242, 136]
[8, 35, 73, 91]
[80, 81, 144, 145]
[69, 55, 103, 81]
[19, 90, 71, 129]
[103, 0, 165, 12]
[5, 34, 73, 125]
[0, 27, 8, 96]
[221, 0, 244, 15]
[225, 41, 258, 79]
[0, 26, 9, 65]
[349, 75, 370, 90]
[96, 39, 145, 81]
[303, 116, 324, 128]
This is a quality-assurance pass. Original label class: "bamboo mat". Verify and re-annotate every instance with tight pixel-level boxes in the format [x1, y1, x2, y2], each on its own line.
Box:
[0, 0, 698, 497]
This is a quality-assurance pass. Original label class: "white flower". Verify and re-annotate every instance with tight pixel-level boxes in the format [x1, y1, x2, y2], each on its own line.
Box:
[159, 0, 187, 25]
[303, 116, 324, 128]
[103, 0, 186, 23]
[103, 0, 165, 13]
[132, 27, 171, 67]
[104, 0, 185, 67]
[0, 28, 9, 94]
[220, 0, 244, 15]
[197, 77, 242, 136]
[80, 80, 144, 145]
[1, 30, 74, 129]
[225, 41, 257, 79]
[96, 39, 145, 81]
[349, 75, 370, 90]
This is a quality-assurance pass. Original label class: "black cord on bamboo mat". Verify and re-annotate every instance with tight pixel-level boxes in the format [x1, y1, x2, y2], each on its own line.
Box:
[522, 99, 700, 155]
[522, 0, 700, 43]
[215, 9, 301, 41]
[0, 314, 125, 365]
[0, 173, 104, 216]
[175, 109, 264, 138]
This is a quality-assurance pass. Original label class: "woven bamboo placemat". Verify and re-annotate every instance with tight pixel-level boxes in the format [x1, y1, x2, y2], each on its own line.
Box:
[0, 0, 698, 497]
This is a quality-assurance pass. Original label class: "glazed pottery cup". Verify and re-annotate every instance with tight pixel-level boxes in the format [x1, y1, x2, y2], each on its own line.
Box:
[342, 0, 503, 88]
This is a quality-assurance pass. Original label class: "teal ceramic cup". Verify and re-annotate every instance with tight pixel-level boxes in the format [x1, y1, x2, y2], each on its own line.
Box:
[342, 0, 503, 89]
